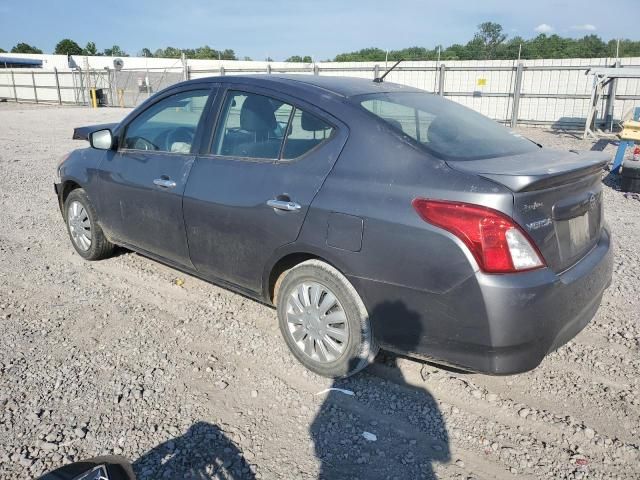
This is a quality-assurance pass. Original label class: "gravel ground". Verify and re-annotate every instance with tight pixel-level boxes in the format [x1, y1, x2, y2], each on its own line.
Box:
[0, 102, 639, 480]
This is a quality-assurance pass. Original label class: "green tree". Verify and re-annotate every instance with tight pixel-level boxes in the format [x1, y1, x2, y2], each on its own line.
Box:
[497, 36, 526, 60]
[441, 43, 466, 60]
[11, 42, 43, 54]
[103, 45, 127, 57]
[140, 47, 153, 57]
[608, 39, 640, 57]
[574, 35, 607, 58]
[335, 47, 386, 62]
[152, 46, 235, 60]
[470, 22, 507, 59]
[0, 48, 6, 53]
[331, 23, 633, 61]
[221, 49, 236, 60]
[156, 46, 181, 58]
[192, 45, 215, 59]
[286, 55, 313, 62]
[54, 38, 83, 56]
[390, 46, 435, 61]
[83, 41, 98, 55]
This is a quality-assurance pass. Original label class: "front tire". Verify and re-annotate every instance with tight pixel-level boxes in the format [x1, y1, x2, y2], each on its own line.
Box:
[64, 188, 114, 261]
[276, 260, 378, 378]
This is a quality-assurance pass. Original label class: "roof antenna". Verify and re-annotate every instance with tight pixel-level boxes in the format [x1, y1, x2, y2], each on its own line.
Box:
[374, 58, 403, 83]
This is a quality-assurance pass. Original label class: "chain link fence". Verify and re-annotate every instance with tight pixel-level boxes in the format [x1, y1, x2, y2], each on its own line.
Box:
[110, 68, 184, 107]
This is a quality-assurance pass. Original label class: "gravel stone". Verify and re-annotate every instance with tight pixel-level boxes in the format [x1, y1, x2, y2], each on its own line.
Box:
[0, 104, 638, 479]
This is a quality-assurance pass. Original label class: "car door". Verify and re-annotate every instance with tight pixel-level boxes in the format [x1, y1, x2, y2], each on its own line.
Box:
[97, 86, 215, 267]
[183, 86, 348, 292]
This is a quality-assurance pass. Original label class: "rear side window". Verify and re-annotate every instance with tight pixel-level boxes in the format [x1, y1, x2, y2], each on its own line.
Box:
[282, 109, 334, 160]
[212, 91, 293, 159]
[359, 92, 537, 161]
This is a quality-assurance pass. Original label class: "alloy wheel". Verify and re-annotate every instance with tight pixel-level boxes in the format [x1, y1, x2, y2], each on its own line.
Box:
[67, 200, 92, 251]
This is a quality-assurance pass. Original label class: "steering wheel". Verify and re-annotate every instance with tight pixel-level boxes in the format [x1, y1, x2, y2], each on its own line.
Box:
[130, 136, 157, 150]
[165, 127, 195, 152]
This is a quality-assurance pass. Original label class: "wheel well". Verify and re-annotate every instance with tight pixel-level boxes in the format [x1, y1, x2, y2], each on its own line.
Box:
[268, 253, 321, 304]
[61, 180, 82, 205]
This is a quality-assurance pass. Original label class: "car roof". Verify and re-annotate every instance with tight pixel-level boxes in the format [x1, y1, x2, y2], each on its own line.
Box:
[182, 74, 423, 98]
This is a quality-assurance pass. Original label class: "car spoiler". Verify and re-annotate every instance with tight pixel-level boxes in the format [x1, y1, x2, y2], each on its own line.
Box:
[72, 123, 118, 141]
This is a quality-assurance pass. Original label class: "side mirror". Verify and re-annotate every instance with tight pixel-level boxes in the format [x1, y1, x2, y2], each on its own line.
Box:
[89, 129, 114, 150]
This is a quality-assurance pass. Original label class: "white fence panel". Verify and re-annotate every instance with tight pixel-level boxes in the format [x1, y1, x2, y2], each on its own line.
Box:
[1, 56, 639, 129]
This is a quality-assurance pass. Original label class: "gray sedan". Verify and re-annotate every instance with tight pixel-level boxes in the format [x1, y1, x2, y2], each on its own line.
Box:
[55, 75, 613, 377]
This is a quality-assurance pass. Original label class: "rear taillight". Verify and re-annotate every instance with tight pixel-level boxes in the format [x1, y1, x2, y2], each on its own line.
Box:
[412, 199, 545, 273]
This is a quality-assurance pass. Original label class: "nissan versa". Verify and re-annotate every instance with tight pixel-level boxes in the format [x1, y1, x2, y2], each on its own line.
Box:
[54, 75, 613, 378]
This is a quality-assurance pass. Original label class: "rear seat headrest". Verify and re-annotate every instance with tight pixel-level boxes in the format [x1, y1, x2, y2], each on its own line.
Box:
[240, 96, 277, 132]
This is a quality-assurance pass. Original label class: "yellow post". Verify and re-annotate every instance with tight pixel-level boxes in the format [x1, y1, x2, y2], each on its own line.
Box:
[90, 88, 97, 108]
[620, 120, 640, 142]
[117, 88, 125, 108]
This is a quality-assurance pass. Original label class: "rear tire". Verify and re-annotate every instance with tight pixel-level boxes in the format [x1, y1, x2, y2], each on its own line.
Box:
[64, 188, 114, 261]
[276, 259, 378, 378]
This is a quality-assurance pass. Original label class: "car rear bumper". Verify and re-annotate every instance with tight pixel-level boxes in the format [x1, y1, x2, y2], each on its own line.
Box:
[350, 226, 613, 375]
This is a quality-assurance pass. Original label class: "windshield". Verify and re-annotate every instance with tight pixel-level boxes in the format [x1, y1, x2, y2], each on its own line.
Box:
[356, 92, 538, 161]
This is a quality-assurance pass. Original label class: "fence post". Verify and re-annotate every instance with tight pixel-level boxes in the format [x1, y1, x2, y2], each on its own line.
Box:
[267, 64, 272, 74]
[185, 65, 191, 81]
[181, 52, 188, 81]
[438, 63, 446, 96]
[78, 69, 87, 106]
[10, 70, 18, 102]
[374, 64, 380, 80]
[146, 68, 151, 99]
[106, 68, 114, 107]
[510, 63, 523, 128]
[220, 65, 225, 76]
[313, 64, 319, 75]
[604, 60, 620, 131]
[54, 67, 62, 105]
[31, 71, 38, 103]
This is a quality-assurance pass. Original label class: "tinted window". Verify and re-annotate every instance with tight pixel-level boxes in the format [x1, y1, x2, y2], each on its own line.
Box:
[213, 91, 293, 159]
[359, 92, 537, 161]
[124, 90, 209, 153]
[281, 109, 334, 160]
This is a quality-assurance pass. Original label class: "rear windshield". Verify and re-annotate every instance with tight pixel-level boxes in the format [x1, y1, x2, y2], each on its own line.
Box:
[356, 92, 538, 161]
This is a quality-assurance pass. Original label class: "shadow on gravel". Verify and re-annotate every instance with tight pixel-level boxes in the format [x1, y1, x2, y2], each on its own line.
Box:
[133, 421, 255, 480]
[311, 301, 450, 480]
[590, 138, 616, 152]
[603, 170, 622, 190]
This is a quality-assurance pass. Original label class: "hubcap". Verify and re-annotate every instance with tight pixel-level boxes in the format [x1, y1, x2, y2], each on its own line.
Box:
[285, 281, 349, 363]
[67, 201, 92, 251]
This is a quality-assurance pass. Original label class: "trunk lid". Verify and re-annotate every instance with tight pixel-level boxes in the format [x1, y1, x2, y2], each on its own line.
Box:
[447, 149, 608, 272]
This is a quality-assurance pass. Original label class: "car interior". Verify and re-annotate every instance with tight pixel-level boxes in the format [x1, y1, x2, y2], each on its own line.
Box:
[216, 92, 333, 160]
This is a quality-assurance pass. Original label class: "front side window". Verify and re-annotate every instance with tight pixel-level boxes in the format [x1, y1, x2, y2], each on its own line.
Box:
[213, 91, 293, 159]
[282, 109, 334, 160]
[359, 92, 537, 161]
[123, 89, 210, 153]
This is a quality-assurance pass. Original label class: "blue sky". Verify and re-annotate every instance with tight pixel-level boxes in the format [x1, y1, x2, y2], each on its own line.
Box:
[1, 0, 638, 59]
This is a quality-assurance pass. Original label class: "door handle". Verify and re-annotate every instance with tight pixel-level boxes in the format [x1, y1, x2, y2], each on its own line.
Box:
[267, 199, 302, 211]
[153, 178, 177, 189]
